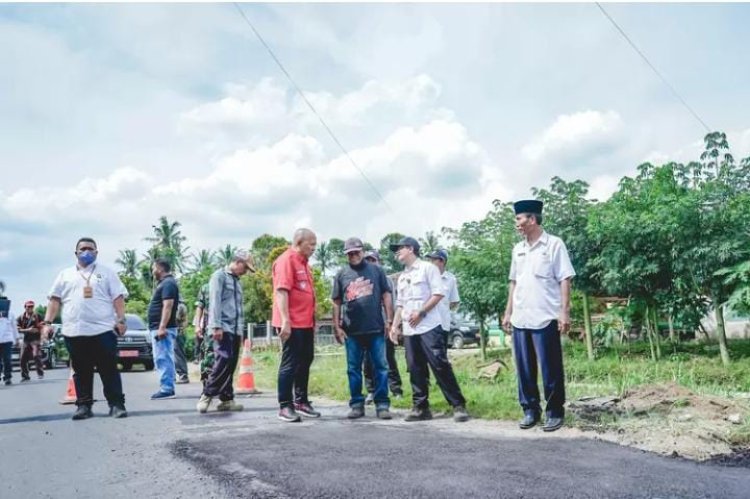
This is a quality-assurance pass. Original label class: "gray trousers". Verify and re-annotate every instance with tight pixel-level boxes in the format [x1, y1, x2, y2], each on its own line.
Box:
[174, 333, 188, 377]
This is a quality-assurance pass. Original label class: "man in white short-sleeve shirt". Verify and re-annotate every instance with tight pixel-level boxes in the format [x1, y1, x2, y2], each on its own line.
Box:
[42, 237, 129, 421]
[388, 236, 469, 423]
[502, 200, 575, 433]
[426, 249, 460, 333]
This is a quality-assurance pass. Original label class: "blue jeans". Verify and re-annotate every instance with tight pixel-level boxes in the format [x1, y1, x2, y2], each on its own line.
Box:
[151, 328, 177, 393]
[346, 333, 389, 409]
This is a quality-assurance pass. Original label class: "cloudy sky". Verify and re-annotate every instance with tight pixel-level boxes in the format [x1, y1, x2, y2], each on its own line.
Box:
[1, 3, 750, 307]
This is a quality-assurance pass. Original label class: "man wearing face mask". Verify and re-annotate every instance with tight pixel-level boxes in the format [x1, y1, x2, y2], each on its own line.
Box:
[42, 238, 130, 420]
[332, 238, 394, 420]
[148, 258, 180, 400]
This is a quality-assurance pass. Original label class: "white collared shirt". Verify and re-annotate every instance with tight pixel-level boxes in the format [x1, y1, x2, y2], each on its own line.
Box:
[49, 263, 129, 337]
[509, 231, 575, 330]
[436, 270, 460, 332]
[0, 312, 19, 343]
[396, 259, 445, 336]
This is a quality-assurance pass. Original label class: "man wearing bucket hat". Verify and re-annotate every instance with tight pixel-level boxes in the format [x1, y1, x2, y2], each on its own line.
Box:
[196, 249, 256, 414]
[362, 249, 403, 402]
[389, 236, 469, 423]
[502, 200, 575, 432]
[332, 238, 394, 419]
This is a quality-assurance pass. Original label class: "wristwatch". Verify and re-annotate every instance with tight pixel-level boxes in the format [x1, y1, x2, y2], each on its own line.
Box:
[116, 317, 126, 325]
[418, 310, 427, 319]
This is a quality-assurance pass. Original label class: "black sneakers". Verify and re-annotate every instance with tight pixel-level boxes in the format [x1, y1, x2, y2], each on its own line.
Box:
[542, 416, 564, 432]
[109, 405, 128, 419]
[453, 406, 470, 423]
[278, 406, 302, 423]
[72, 405, 93, 421]
[404, 407, 433, 422]
[294, 402, 321, 418]
[519, 412, 541, 429]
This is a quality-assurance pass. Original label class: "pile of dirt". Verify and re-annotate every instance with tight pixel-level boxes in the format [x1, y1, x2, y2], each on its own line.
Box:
[570, 383, 749, 461]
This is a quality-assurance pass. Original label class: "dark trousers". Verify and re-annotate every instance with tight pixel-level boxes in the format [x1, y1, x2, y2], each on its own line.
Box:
[21, 340, 44, 378]
[0, 342, 12, 381]
[512, 321, 566, 418]
[364, 336, 403, 395]
[404, 326, 466, 410]
[277, 328, 314, 409]
[174, 333, 188, 377]
[64, 332, 125, 408]
[194, 335, 204, 362]
[203, 333, 241, 401]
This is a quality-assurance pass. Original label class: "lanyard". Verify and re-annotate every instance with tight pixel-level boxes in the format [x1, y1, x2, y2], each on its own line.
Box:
[78, 265, 97, 287]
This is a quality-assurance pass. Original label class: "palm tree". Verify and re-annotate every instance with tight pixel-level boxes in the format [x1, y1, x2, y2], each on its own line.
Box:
[314, 241, 333, 275]
[419, 231, 442, 255]
[115, 249, 139, 279]
[145, 216, 189, 272]
[139, 247, 160, 289]
[216, 244, 238, 267]
[190, 249, 216, 273]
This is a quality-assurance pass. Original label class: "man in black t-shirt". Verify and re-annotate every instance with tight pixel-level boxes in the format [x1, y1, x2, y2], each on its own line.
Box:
[331, 237, 394, 420]
[148, 258, 180, 400]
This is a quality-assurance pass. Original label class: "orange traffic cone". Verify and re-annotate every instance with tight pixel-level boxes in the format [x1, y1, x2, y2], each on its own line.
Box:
[59, 369, 77, 405]
[235, 338, 260, 395]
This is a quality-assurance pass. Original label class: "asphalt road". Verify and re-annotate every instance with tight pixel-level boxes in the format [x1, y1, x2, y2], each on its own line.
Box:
[1, 366, 748, 499]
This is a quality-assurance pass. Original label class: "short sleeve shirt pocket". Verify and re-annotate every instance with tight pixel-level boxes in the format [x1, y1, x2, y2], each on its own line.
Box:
[533, 252, 554, 280]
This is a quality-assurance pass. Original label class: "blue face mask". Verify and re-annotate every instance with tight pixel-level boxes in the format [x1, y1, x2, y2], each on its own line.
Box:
[78, 250, 97, 266]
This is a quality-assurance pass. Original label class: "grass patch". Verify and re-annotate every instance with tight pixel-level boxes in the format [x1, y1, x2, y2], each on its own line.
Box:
[251, 339, 750, 425]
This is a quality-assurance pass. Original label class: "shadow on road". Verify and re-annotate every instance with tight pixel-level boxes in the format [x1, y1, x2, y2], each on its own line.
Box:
[0, 408, 198, 425]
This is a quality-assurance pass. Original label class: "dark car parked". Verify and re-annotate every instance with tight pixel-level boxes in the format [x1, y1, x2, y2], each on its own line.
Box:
[447, 317, 480, 349]
[12, 324, 69, 370]
[116, 314, 154, 371]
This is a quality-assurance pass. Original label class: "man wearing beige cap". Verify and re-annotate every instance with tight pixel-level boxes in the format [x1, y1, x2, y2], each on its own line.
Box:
[196, 249, 256, 414]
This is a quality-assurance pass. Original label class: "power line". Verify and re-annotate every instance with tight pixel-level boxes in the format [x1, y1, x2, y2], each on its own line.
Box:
[232, 3, 393, 212]
[595, 2, 711, 133]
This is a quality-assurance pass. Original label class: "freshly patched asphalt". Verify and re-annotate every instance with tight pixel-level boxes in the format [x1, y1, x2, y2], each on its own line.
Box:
[2, 365, 749, 498]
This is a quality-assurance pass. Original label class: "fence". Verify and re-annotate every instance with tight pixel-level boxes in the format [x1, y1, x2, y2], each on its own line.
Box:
[247, 321, 338, 348]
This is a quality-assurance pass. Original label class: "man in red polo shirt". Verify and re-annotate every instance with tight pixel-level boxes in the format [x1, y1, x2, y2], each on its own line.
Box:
[272, 228, 319, 423]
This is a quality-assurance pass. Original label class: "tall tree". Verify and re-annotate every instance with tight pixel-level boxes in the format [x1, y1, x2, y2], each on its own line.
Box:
[445, 200, 517, 360]
[115, 249, 139, 279]
[145, 216, 189, 272]
[685, 132, 750, 365]
[379, 233, 406, 274]
[533, 177, 600, 360]
[419, 231, 442, 255]
[190, 249, 216, 274]
[313, 241, 334, 276]
[251, 234, 289, 271]
[216, 244, 238, 267]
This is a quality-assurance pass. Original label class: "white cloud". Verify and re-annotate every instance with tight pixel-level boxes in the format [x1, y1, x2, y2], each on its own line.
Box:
[522, 110, 624, 164]
[178, 74, 444, 140]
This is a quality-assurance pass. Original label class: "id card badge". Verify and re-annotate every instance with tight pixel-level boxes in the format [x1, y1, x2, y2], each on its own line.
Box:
[83, 286, 94, 299]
